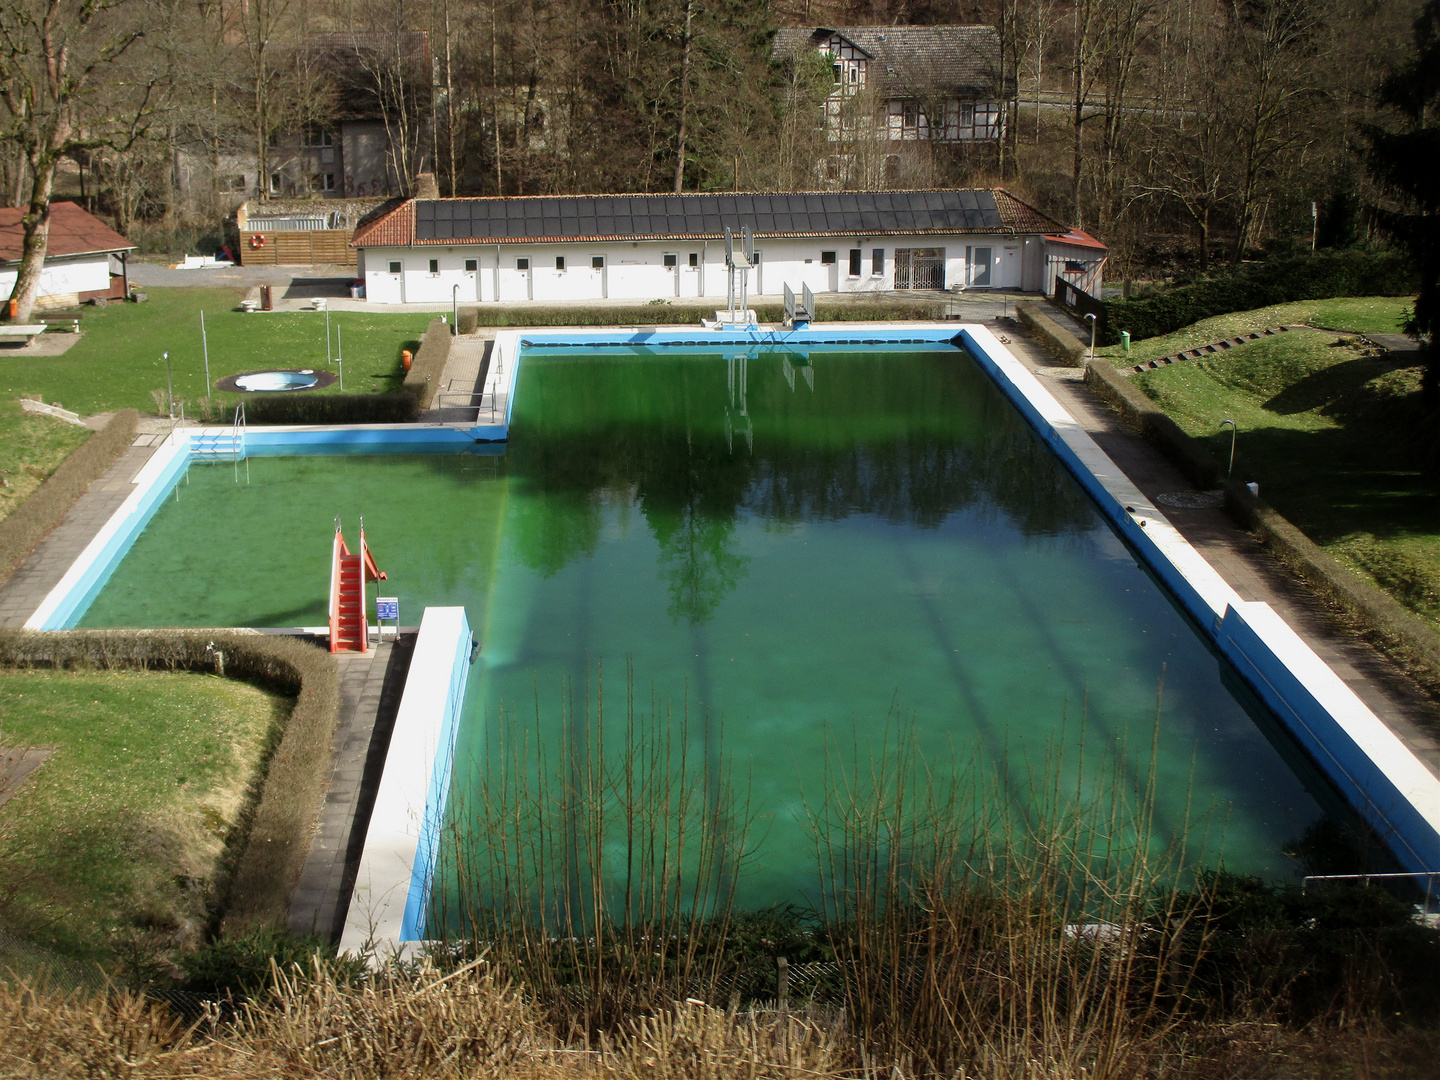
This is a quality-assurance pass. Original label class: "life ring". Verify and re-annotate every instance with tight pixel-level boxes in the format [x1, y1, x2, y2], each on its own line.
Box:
[249, 234, 266, 248]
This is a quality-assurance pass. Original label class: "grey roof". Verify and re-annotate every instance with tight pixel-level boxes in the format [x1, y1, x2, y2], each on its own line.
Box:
[772, 25, 1010, 97]
[408, 191, 1018, 244]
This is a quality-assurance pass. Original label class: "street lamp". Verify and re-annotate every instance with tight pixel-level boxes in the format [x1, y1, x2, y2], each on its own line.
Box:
[1083, 312, 1097, 363]
[452, 284, 459, 335]
[1219, 418, 1238, 479]
[163, 351, 173, 418]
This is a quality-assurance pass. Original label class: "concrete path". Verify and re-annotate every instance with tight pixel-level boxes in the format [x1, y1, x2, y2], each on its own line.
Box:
[1008, 329, 1440, 778]
[0, 438, 160, 628]
[427, 335, 498, 424]
[289, 635, 415, 943]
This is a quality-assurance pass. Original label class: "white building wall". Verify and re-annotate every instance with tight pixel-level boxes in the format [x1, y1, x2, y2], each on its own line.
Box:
[0, 254, 111, 303]
[362, 232, 1035, 305]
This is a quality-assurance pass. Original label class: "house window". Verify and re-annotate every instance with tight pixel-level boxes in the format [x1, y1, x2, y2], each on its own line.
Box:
[428, 259, 439, 275]
[820, 251, 837, 265]
[516, 257, 530, 270]
[848, 249, 862, 277]
[225, 174, 247, 192]
[883, 156, 901, 185]
[689, 252, 699, 268]
[1065, 260, 1088, 274]
[269, 172, 282, 194]
[824, 158, 841, 182]
[592, 255, 605, 269]
[555, 256, 566, 271]
[267, 131, 279, 150]
[303, 127, 334, 147]
[903, 104, 920, 135]
[388, 261, 402, 274]
[832, 63, 841, 82]
[322, 173, 336, 191]
[872, 248, 884, 275]
[664, 254, 678, 268]
[464, 259, 478, 272]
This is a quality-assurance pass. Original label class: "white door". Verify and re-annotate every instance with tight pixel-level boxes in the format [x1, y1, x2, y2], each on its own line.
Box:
[753, 251, 763, 295]
[969, 246, 993, 287]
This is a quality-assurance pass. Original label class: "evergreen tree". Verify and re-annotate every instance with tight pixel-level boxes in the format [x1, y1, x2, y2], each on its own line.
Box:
[1364, 0, 1440, 405]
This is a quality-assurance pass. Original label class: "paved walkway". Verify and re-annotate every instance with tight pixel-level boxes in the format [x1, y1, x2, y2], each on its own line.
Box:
[0, 438, 161, 628]
[428, 335, 499, 424]
[289, 635, 415, 943]
[1008, 329, 1440, 777]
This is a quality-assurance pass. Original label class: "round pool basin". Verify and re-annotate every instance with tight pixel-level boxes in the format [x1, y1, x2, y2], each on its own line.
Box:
[233, 370, 319, 392]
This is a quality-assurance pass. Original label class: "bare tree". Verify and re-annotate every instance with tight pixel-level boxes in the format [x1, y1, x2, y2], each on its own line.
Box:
[0, 0, 163, 321]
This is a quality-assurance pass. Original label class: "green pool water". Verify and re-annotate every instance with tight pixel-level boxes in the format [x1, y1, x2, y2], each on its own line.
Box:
[81, 346, 1354, 917]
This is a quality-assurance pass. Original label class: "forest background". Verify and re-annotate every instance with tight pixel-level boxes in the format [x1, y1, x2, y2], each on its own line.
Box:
[0, 0, 1424, 281]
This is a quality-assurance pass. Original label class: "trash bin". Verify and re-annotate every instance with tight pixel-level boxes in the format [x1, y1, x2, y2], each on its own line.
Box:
[350, 282, 365, 299]
[260, 284, 273, 311]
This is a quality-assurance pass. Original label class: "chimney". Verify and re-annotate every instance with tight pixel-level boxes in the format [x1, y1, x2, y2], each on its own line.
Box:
[414, 172, 440, 199]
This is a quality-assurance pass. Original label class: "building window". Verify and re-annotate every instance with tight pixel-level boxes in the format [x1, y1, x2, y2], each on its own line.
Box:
[428, 259, 439, 275]
[388, 261, 402, 274]
[225, 174, 247, 192]
[664, 254, 678, 268]
[820, 251, 837, 265]
[848, 249, 862, 277]
[883, 156, 901, 185]
[322, 173, 336, 191]
[555, 256, 566, 271]
[267, 131, 279, 150]
[516, 257, 530, 270]
[1065, 260, 1088, 274]
[269, 172, 282, 194]
[464, 259, 478, 272]
[592, 255, 605, 269]
[689, 252, 699, 268]
[872, 248, 884, 275]
[303, 127, 334, 147]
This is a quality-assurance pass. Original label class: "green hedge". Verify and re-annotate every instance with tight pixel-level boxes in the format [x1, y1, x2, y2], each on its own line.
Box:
[457, 306, 479, 335]
[242, 392, 419, 425]
[1102, 250, 1418, 344]
[468, 300, 946, 327]
[0, 409, 138, 590]
[403, 319, 452, 409]
[0, 629, 341, 934]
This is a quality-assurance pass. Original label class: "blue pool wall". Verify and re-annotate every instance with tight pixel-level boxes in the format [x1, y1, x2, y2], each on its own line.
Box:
[401, 608, 472, 942]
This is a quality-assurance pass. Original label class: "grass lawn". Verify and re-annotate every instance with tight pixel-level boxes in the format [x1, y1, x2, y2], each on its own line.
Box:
[1129, 324, 1440, 628]
[0, 401, 91, 525]
[0, 669, 289, 972]
[1098, 296, 1417, 367]
[0, 287, 435, 417]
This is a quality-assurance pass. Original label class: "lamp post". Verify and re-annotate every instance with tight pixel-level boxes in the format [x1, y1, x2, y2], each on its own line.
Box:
[164, 351, 173, 418]
[325, 304, 332, 364]
[1083, 312, 1097, 363]
[336, 325, 344, 390]
[1219, 418, 1237, 479]
[452, 284, 459, 335]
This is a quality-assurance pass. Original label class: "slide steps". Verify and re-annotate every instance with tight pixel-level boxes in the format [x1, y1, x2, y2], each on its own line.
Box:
[329, 522, 387, 654]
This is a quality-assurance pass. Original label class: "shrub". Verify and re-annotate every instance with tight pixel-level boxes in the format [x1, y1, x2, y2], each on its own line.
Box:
[242, 392, 419, 425]
[1102, 250, 1418, 344]
[178, 927, 353, 998]
[0, 409, 138, 589]
[457, 306, 479, 335]
[0, 629, 341, 933]
[402, 319, 451, 409]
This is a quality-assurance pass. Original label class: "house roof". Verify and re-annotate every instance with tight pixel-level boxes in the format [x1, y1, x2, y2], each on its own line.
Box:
[352, 189, 1072, 248]
[0, 201, 135, 264]
[772, 25, 1010, 97]
[1045, 226, 1108, 252]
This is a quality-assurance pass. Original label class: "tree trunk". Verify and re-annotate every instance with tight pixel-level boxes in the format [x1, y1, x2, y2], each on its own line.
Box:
[672, 0, 694, 194]
[7, 157, 59, 324]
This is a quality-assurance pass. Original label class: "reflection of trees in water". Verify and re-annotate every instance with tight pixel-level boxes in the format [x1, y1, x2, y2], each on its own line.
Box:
[505, 352, 1098, 618]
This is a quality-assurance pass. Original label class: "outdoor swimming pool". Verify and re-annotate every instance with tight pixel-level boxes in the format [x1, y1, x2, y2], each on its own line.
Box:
[76, 342, 1363, 915]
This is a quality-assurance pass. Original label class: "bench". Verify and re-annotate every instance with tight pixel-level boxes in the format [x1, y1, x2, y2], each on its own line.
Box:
[39, 314, 82, 333]
[0, 325, 49, 346]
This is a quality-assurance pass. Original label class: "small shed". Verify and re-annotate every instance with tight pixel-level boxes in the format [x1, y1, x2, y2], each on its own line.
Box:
[0, 202, 134, 309]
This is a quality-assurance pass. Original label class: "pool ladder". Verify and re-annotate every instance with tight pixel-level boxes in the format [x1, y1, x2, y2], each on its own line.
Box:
[329, 516, 387, 654]
[191, 404, 247, 464]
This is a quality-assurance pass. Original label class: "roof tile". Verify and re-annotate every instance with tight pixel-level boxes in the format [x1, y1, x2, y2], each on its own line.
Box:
[0, 201, 134, 263]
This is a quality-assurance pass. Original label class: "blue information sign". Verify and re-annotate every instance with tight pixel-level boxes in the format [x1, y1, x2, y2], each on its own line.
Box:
[376, 598, 399, 621]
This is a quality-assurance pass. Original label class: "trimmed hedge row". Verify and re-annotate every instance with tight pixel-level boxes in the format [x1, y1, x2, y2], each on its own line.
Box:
[457, 306, 479, 335]
[243, 392, 419, 426]
[0, 629, 341, 934]
[1080, 361, 1440, 694]
[1015, 301, 1087, 366]
[0, 409, 138, 590]
[465, 299, 946, 327]
[403, 319, 452, 409]
[1102, 250, 1418, 344]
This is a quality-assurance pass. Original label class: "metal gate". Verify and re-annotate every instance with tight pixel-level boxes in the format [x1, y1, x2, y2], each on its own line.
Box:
[893, 248, 944, 290]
